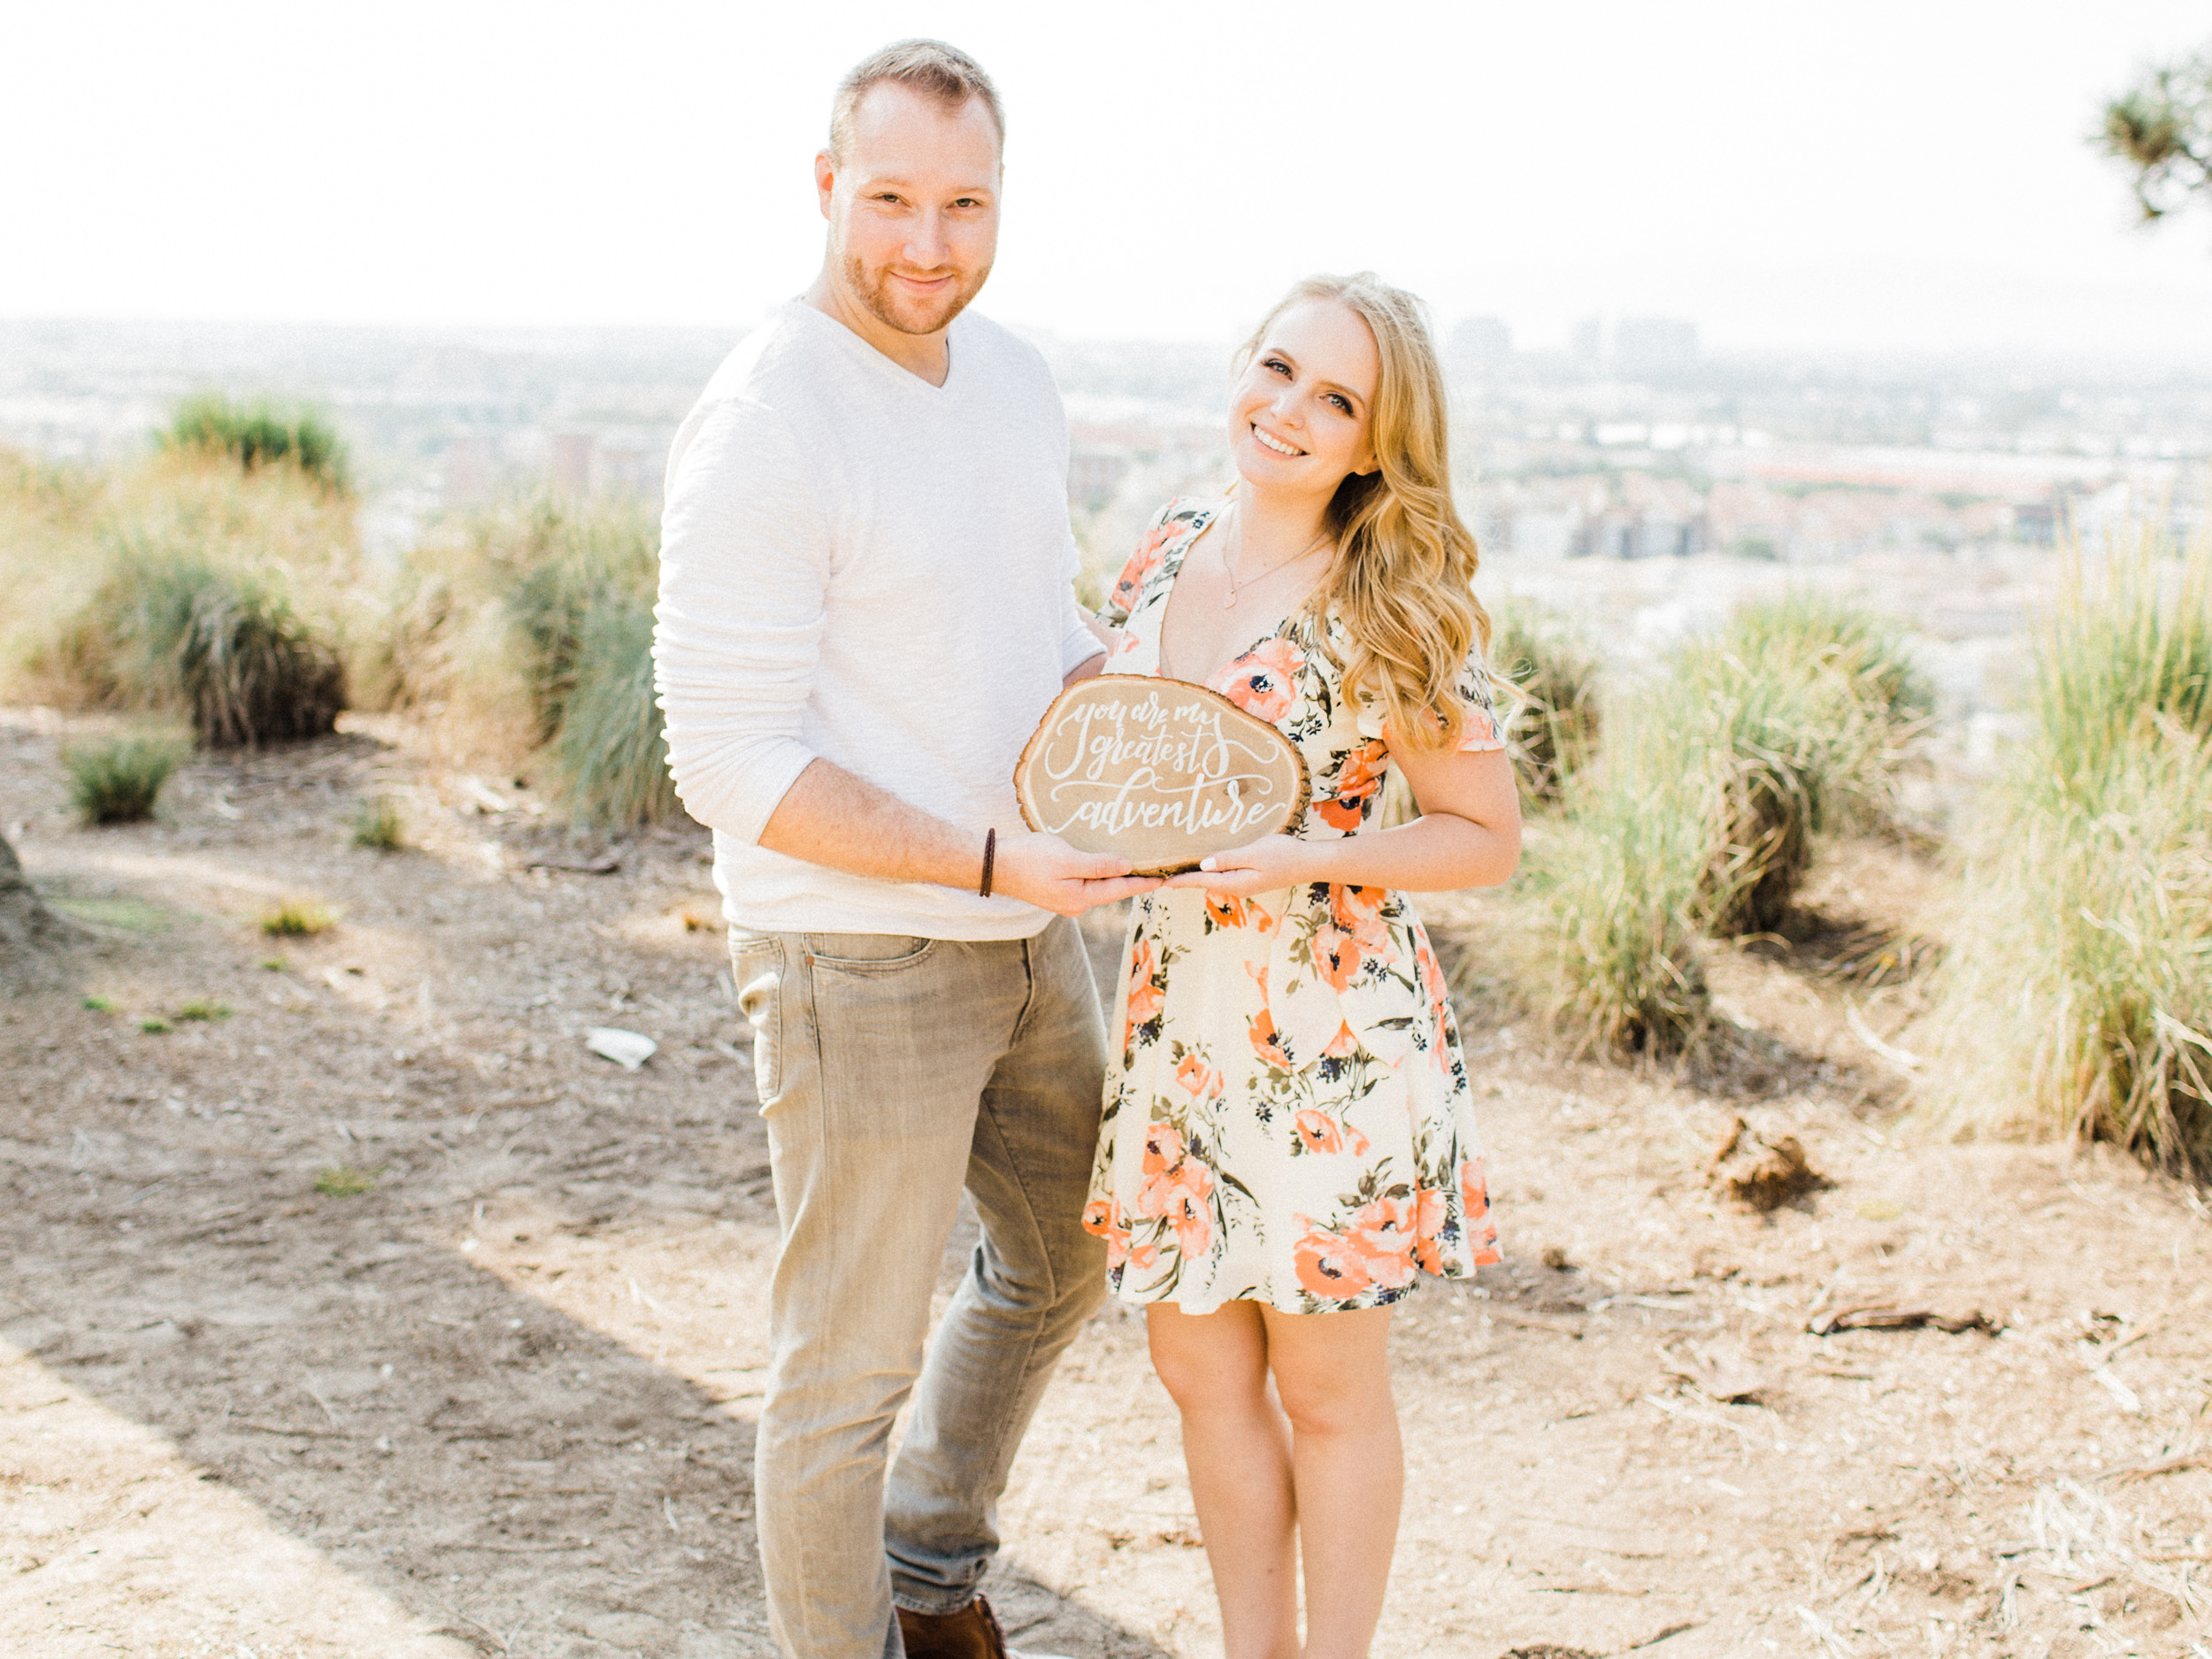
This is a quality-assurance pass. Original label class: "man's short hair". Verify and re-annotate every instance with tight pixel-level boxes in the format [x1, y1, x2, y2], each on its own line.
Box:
[827, 39, 1004, 164]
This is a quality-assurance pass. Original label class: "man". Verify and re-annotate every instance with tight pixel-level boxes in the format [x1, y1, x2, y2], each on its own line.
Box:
[652, 40, 1150, 1659]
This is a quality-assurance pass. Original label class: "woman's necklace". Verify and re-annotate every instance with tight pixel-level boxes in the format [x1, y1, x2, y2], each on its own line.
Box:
[1221, 507, 1333, 610]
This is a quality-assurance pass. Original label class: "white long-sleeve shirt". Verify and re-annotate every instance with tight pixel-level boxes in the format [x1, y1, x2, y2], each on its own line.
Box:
[652, 300, 1101, 939]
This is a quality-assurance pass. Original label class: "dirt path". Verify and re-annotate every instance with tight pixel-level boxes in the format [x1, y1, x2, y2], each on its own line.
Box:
[3, 710, 2207, 1659]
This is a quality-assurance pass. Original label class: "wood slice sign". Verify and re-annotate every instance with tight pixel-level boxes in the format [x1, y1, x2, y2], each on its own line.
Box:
[1014, 674, 1311, 875]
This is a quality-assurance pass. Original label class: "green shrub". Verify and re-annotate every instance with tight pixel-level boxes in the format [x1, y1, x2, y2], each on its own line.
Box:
[63, 735, 183, 824]
[65, 549, 345, 748]
[1486, 606, 1600, 803]
[176, 999, 230, 1022]
[162, 395, 350, 493]
[351, 795, 406, 850]
[1916, 536, 2212, 1173]
[314, 1165, 378, 1197]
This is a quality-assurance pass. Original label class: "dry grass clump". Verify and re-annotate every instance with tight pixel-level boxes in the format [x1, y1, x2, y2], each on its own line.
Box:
[374, 495, 680, 826]
[350, 795, 407, 851]
[1486, 605, 1601, 803]
[1522, 594, 1925, 1057]
[59, 550, 346, 747]
[62, 734, 185, 825]
[1671, 596, 1926, 936]
[1916, 534, 2212, 1173]
[313, 1165, 378, 1197]
[1519, 713, 1711, 1056]
[260, 899, 336, 937]
[4, 436, 364, 736]
[549, 595, 682, 826]
[1375, 603, 1601, 828]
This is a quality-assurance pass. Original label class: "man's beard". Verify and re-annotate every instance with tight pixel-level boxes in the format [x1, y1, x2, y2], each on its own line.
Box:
[840, 250, 991, 338]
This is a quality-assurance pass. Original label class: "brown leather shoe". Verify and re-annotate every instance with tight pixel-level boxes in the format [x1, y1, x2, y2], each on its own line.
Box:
[896, 1594, 1070, 1659]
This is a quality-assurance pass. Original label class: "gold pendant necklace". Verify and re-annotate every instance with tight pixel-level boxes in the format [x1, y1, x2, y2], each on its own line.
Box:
[1221, 507, 1332, 610]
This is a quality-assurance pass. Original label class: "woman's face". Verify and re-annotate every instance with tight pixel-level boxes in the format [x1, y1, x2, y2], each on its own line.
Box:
[1227, 298, 1380, 498]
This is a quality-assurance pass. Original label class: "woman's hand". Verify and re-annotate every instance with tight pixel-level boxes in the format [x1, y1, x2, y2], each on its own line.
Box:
[1163, 833, 1321, 897]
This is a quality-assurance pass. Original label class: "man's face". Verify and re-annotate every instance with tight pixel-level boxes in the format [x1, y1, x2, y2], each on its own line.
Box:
[817, 84, 1001, 338]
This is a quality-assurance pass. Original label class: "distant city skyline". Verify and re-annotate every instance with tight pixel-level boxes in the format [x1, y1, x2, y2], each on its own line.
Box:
[6, 3, 2212, 359]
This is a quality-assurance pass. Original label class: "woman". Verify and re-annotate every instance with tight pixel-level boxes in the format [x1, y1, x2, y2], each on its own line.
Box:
[1080, 273, 1522, 1658]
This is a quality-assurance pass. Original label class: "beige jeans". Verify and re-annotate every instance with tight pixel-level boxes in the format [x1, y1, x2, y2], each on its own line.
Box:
[728, 917, 1109, 1659]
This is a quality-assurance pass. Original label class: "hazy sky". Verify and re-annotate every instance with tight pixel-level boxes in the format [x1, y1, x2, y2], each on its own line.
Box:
[7, 1, 2212, 356]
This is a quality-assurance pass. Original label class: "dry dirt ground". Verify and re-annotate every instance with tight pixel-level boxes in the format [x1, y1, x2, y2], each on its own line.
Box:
[3, 707, 2208, 1659]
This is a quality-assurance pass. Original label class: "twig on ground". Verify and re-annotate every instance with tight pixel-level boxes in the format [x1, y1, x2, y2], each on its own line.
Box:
[1807, 1307, 1999, 1336]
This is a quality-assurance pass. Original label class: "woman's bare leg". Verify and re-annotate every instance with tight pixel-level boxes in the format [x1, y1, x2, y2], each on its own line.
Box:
[1262, 1303, 1401, 1659]
[1147, 1302, 1300, 1659]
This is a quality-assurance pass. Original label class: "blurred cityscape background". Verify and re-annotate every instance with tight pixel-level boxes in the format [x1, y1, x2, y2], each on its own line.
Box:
[9, 313, 2204, 567]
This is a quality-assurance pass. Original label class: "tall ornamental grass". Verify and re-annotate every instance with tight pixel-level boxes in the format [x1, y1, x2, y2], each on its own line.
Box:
[55, 548, 345, 747]
[1916, 534, 2212, 1173]
[1486, 605, 1600, 803]
[1524, 594, 1925, 1056]
[1519, 713, 1712, 1056]
[4, 437, 365, 720]
[1671, 596, 1927, 936]
[1374, 602, 1601, 827]
[373, 495, 680, 826]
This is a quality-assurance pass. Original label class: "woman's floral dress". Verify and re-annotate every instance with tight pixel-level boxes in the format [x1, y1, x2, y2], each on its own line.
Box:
[1081, 498, 1508, 1315]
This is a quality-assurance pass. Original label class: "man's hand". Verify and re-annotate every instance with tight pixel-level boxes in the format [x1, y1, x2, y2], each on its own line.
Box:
[992, 829, 1161, 915]
[1161, 833, 1319, 899]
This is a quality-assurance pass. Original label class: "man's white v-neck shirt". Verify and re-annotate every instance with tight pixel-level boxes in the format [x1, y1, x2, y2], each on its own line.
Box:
[652, 300, 1100, 940]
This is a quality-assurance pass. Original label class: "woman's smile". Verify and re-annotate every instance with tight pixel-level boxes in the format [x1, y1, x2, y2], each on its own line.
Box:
[1250, 423, 1306, 457]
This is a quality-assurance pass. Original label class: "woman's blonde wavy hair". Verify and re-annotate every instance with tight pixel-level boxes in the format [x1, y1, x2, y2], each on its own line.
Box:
[1240, 273, 1490, 752]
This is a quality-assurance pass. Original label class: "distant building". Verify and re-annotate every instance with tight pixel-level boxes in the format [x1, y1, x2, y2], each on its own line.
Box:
[1570, 317, 1605, 368]
[1612, 317, 1699, 380]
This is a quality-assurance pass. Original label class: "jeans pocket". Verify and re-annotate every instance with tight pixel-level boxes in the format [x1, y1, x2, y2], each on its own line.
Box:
[803, 933, 937, 974]
[731, 936, 783, 1106]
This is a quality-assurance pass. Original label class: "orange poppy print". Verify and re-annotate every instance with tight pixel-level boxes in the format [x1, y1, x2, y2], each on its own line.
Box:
[1330, 883, 1392, 951]
[1310, 919, 1365, 994]
[1211, 636, 1306, 722]
[1125, 933, 1164, 1050]
[1108, 517, 1181, 620]
[1291, 1107, 1369, 1157]
[1175, 1050, 1225, 1100]
[1293, 1216, 1373, 1299]
[1249, 1006, 1295, 1071]
[1345, 1194, 1423, 1292]
[1411, 1187, 1450, 1274]
[1316, 738, 1390, 832]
